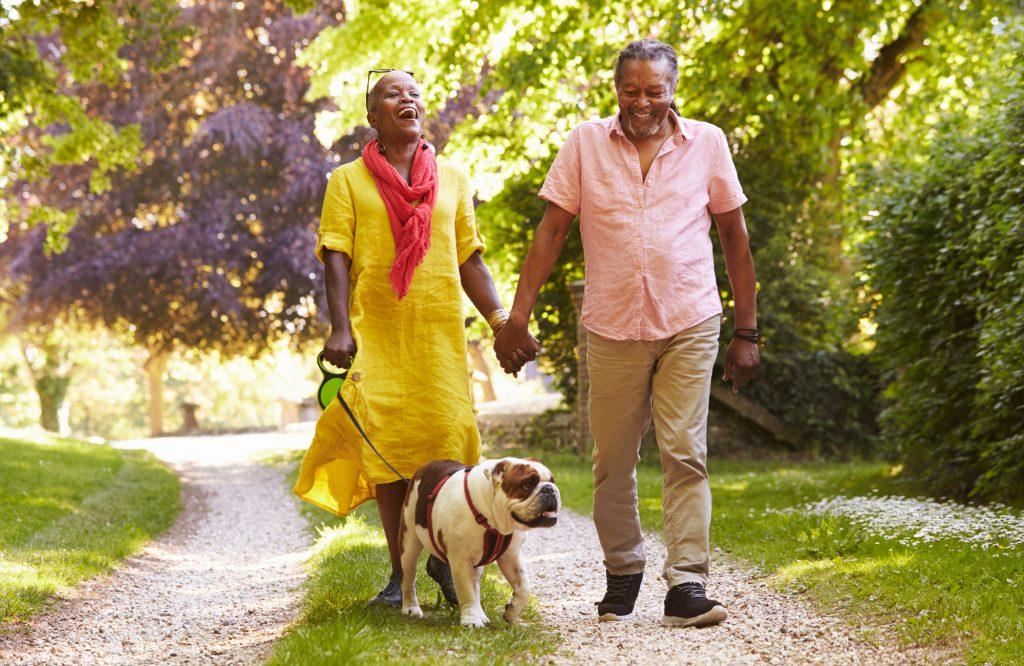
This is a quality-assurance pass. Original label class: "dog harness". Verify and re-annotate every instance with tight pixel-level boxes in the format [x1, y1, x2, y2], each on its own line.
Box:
[424, 466, 513, 567]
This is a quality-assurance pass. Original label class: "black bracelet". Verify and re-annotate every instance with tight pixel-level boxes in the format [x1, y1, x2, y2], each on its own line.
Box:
[733, 328, 760, 344]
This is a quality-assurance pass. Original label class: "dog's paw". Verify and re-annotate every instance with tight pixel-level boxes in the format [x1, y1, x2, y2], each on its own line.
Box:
[402, 605, 424, 618]
[460, 612, 489, 628]
[503, 602, 522, 624]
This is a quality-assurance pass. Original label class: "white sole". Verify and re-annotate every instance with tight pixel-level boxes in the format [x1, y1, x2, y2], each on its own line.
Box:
[598, 611, 636, 622]
[661, 605, 728, 627]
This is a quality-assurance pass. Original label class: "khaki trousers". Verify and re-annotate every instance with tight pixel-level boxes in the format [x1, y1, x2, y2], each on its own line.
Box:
[587, 315, 720, 587]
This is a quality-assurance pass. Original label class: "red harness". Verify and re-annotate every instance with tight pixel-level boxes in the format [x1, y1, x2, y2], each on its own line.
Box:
[425, 466, 513, 567]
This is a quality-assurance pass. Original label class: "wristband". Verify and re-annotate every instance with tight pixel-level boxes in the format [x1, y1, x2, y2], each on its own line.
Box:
[732, 328, 761, 345]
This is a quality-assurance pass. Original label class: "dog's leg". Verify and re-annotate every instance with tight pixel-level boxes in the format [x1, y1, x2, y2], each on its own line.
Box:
[451, 558, 488, 627]
[497, 548, 530, 624]
[399, 508, 424, 618]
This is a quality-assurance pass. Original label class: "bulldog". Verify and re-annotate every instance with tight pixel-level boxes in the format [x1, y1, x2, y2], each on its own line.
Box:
[398, 456, 560, 627]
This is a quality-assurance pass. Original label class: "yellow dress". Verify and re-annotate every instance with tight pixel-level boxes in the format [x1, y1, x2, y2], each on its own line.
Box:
[293, 156, 484, 516]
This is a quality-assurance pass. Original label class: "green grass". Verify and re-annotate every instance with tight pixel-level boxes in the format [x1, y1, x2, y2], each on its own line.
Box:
[267, 450, 559, 665]
[543, 452, 1024, 664]
[0, 434, 180, 625]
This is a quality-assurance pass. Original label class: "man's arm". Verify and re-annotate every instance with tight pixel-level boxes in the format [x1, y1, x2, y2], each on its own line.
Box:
[494, 202, 577, 370]
[713, 205, 760, 393]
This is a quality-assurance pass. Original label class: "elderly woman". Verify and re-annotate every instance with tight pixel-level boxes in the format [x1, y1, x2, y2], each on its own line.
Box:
[293, 69, 528, 606]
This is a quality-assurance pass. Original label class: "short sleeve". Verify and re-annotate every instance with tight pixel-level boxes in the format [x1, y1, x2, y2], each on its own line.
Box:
[315, 169, 355, 263]
[454, 166, 485, 265]
[538, 127, 582, 215]
[707, 127, 748, 215]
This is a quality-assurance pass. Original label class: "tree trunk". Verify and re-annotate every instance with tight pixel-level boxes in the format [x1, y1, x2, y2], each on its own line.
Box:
[144, 349, 169, 436]
[35, 374, 71, 434]
[20, 334, 73, 435]
[467, 340, 498, 402]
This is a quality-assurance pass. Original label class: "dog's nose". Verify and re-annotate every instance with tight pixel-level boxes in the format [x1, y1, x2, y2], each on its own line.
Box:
[539, 484, 556, 496]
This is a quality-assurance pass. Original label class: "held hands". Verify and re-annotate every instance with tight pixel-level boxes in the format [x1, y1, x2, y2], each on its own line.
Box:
[493, 320, 541, 376]
[722, 337, 759, 394]
[324, 327, 357, 369]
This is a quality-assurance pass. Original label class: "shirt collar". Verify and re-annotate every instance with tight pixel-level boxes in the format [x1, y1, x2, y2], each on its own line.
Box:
[608, 111, 693, 142]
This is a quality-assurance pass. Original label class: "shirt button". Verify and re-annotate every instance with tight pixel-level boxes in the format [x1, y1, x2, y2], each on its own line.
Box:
[350, 372, 361, 382]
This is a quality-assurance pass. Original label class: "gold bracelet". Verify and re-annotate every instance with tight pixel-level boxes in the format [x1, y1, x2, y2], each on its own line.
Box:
[485, 307, 508, 333]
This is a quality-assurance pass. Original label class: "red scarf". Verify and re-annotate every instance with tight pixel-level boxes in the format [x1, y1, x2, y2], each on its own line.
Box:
[361, 138, 437, 299]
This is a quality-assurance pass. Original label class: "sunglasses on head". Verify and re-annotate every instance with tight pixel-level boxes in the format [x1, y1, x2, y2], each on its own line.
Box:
[365, 68, 416, 111]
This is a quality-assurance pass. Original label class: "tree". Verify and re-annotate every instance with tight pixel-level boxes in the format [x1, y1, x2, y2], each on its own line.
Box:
[1, 0, 341, 434]
[298, 0, 1009, 453]
[1, 0, 188, 251]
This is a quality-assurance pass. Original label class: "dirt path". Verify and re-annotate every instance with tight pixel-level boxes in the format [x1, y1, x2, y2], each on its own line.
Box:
[525, 509, 951, 665]
[0, 432, 312, 666]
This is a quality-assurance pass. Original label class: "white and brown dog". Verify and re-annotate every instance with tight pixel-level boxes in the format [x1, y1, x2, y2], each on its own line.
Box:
[398, 457, 560, 627]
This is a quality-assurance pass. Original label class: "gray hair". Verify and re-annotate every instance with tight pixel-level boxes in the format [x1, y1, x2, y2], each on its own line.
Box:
[613, 39, 679, 90]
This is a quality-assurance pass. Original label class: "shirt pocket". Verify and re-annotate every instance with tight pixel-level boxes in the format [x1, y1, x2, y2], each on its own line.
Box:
[583, 168, 634, 220]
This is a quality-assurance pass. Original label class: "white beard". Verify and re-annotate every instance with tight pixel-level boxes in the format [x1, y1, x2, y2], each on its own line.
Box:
[622, 115, 661, 138]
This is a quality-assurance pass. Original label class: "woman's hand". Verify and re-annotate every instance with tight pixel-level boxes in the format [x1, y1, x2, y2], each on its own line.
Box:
[324, 327, 357, 369]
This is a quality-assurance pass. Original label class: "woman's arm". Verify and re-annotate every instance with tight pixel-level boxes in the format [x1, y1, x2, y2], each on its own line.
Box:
[323, 249, 357, 368]
[459, 251, 535, 374]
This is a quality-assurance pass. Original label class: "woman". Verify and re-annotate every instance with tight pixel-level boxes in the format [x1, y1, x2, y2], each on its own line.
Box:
[293, 70, 528, 606]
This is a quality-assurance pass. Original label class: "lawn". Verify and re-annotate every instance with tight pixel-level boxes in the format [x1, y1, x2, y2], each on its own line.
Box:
[543, 452, 1023, 664]
[267, 450, 559, 666]
[0, 434, 180, 625]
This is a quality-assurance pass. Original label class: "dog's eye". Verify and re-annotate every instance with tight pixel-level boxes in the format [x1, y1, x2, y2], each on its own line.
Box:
[524, 478, 537, 490]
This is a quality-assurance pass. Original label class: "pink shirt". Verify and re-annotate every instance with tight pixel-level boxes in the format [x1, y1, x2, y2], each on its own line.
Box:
[539, 114, 747, 341]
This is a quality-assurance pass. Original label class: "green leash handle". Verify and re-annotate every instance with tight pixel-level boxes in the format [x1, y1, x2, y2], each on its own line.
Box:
[316, 351, 349, 410]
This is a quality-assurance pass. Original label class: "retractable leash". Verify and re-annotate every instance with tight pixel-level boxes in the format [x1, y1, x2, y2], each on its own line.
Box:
[316, 351, 409, 482]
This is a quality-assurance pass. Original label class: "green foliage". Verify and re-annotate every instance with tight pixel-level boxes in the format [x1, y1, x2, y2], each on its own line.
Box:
[300, 1, 1010, 457]
[861, 32, 1024, 501]
[0, 435, 180, 622]
[0, 0, 188, 251]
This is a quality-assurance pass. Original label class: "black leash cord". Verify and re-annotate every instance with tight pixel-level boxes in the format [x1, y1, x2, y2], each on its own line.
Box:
[336, 393, 410, 482]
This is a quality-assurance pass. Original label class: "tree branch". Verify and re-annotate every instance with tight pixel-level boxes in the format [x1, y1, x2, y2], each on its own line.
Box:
[860, 0, 940, 108]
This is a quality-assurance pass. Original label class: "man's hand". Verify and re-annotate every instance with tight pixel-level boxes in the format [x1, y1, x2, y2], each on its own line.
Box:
[324, 327, 357, 369]
[494, 320, 540, 376]
[722, 338, 759, 393]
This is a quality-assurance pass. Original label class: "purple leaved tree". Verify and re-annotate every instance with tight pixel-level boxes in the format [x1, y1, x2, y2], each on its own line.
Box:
[2, 1, 348, 434]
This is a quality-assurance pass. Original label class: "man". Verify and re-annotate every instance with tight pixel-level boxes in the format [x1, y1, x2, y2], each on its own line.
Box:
[495, 39, 760, 627]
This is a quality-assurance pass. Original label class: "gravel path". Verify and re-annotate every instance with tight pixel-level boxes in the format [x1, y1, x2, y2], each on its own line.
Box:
[0, 431, 312, 665]
[1, 426, 954, 665]
[525, 509, 953, 665]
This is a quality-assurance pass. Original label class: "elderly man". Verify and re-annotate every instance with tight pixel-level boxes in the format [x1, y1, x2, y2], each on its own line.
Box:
[495, 39, 760, 627]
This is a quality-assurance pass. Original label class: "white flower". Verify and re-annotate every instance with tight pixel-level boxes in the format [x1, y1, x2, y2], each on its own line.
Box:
[772, 494, 1024, 550]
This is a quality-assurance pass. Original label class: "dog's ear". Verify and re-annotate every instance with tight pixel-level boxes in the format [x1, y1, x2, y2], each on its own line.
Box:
[487, 460, 507, 482]
[524, 456, 540, 462]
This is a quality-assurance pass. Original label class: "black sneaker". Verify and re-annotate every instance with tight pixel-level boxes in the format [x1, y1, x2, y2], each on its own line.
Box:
[367, 572, 402, 607]
[596, 572, 643, 621]
[662, 581, 727, 627]
[425, 555, 458, 607]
